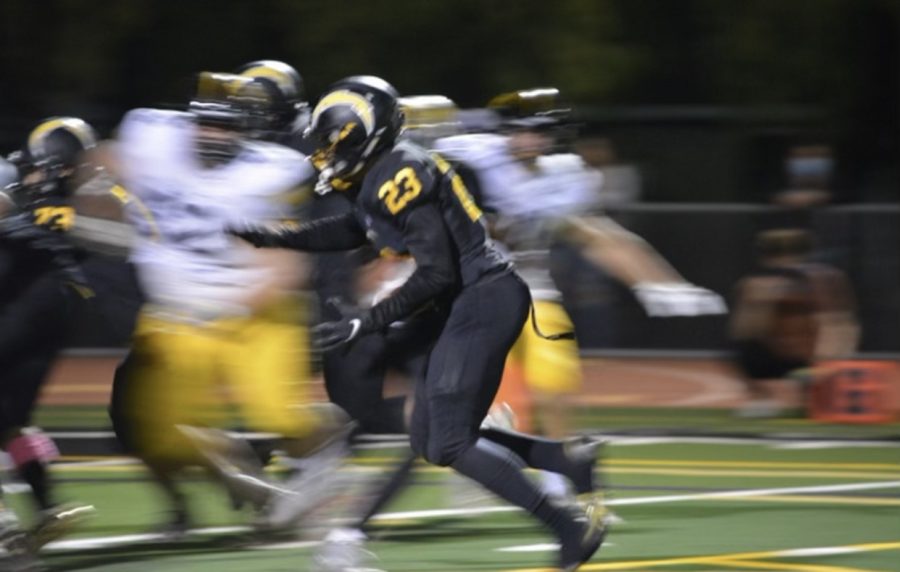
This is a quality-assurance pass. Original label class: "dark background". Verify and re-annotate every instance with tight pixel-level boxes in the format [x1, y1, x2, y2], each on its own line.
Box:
[2, 0, 897, 351]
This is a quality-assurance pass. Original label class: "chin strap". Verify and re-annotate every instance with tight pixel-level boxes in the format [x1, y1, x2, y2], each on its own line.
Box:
[530, 302, 575, 341]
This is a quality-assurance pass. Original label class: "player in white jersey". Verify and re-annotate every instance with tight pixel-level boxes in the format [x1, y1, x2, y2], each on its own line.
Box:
[95, 72, 350, 532]
[434, 88, 726, 500]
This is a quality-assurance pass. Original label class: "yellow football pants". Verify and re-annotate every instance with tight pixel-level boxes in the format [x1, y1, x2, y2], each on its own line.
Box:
[125, 297, 313, 467]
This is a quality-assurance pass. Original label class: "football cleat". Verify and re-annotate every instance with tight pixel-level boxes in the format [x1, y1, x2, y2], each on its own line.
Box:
[263, 421, 355, 531]
[27, 503, 96, 552]
[559, 500, 608, 571]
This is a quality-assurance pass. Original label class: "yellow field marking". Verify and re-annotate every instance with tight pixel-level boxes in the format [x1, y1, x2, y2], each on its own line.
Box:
[710, 558, 873, 572]
[351, 456, 900, 478]
[53, 457, 897, 480]
[608, 459, 900, 472]
[603, 467, 900, 480]
[505, 541, 900, 572]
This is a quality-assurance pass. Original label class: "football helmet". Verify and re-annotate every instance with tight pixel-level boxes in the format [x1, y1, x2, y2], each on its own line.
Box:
[23, 117, 98, 172]
[305, 75, 404, 190]
[189, 72, 265, 163]
[11, 116, 98, 200]
[487, 87, 571, 130]
[399, 95, 462, 147]
[235, 59, 307, 139]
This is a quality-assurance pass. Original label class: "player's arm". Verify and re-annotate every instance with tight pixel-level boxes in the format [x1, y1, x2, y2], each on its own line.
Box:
[67, 173, 134, 256]
[362, 204, 457, 331]
[563, 215, 682, 285]
[563, 214, 726, 316]
[228, 210, 367, 251]
[237, 245, 308, 313]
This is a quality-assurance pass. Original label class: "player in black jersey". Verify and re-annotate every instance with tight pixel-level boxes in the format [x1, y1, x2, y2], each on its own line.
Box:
[229, 75, 606, 571]
[0, 117, 101, 557]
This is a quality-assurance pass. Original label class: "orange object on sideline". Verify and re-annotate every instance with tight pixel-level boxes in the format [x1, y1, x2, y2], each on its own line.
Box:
[807, 361, 898, 424]
[492, 359, 534, 432]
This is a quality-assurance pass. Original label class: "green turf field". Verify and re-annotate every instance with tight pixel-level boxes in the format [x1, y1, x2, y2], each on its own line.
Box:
[33, 404, 900, 440]
[4, 436, 899, 571]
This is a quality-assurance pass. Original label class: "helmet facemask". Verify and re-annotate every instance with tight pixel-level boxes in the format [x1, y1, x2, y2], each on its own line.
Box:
[306, 105, 383, 194]
[189, 73, 255, 167]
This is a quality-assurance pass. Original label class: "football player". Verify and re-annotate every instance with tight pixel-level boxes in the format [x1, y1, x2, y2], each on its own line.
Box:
[93, 71, 352, 533]
[234, 59, 311, 148]
[229, 75, 607, 571]
[0, 117, 100, 551]
[434, 88, 726, 498]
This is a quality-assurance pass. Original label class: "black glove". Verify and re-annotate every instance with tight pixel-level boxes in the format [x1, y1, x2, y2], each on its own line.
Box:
[311, 297, 368, 351]
[225, 221, 287, 248]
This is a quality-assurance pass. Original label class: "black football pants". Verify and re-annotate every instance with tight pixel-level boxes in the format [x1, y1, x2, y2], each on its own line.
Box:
[0, 272, 70, 434]
[409, 271, 530, 466]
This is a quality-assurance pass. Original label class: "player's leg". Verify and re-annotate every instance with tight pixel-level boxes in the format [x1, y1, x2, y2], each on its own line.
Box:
[409, 273, 604, 569]
[227, 299, 354, 528]
[109, 348, 191, 534]
[337, 312, 445, 532]
[322, 332, 404, 434]
[0, 277, 95, 549]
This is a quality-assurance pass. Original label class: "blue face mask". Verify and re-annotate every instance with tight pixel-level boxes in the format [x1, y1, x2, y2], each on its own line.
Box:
[788, 157, 833, 179]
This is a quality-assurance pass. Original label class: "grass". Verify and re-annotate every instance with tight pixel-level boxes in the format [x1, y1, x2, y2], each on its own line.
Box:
[4, 440, 899, 571]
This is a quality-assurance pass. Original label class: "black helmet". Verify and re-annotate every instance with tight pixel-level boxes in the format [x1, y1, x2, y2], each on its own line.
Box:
[235, 60, 307, 138]
[23, 116, 98, 171]
[305, 75, 404, 185]
[11, 116, 98, 200]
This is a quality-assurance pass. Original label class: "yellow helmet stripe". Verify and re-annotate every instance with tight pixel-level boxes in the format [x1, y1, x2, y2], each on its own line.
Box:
[240, 65, 291, 91]
[27, 117, 94, 156]
[312, 90, 375, 135]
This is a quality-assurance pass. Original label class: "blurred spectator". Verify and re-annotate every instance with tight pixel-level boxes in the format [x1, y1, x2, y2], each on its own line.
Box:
[730, 229, 859, 418]
[770, 144, 835, 232]
[776, 144, 834, 208]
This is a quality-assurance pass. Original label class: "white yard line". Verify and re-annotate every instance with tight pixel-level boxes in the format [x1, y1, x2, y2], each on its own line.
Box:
[39, 479, 900, 554]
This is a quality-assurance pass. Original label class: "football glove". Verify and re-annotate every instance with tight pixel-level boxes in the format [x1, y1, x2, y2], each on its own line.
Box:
[632, 282, 727, 317]
[312, 298, 367, 351]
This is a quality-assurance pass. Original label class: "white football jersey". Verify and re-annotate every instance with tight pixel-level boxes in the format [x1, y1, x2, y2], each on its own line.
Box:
[434, 134, 603, 300]
[117, 108, 314, 314]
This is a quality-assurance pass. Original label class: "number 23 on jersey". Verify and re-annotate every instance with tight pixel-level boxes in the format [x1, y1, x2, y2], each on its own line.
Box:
[378, 167, 422, 215]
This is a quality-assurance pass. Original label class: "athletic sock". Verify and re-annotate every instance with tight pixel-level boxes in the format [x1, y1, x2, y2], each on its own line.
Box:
[450, 439, 579, 539]
[480, 428, 594, 494]
[18, 461, 53, 511]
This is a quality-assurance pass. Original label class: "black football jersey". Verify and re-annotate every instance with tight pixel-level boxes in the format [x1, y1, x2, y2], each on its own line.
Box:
[355, 141, 509, 287]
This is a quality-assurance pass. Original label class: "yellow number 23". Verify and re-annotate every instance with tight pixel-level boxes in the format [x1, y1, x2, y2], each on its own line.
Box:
[378, 167, 422, 215]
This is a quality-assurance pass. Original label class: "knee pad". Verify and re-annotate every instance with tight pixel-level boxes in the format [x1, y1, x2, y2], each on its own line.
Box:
[6, 429, 59, 467]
